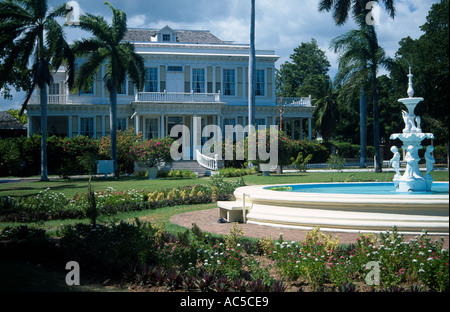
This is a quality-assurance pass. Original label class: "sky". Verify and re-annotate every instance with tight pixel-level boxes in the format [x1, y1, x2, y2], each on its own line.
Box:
[1, 0, 439, 110]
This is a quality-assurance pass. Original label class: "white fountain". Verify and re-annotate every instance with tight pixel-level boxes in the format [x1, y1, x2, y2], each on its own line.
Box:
[390, 68, 435, 192]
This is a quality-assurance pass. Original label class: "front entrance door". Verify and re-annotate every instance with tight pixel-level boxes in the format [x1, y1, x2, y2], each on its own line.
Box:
[168, 117, 190, 160]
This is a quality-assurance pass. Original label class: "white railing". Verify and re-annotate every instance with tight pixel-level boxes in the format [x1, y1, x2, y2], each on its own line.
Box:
[277, 96, 312, 107]
[196, 150, 222, 171]
[30, 94, 70, 104]
[136, 91, 221, 103]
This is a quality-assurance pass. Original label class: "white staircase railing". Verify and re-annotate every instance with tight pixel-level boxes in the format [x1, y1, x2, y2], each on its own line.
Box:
[196, 150, 222, 171]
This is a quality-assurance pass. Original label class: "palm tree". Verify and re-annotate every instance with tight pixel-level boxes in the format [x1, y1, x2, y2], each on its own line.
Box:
[0, 0, 75, 181]
[318, 0, 395, 26]
[332, 15, 393, 172]
[319, 0, 396, 172]
[71, 2, 145, 178]
[248, 0, 256, 133]
[303, 76, 340, 141]
[331, 23, 371, 168]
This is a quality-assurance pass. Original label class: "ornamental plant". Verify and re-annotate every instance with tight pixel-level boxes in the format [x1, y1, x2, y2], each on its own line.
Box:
[131, 137, 174, 168]
[99, 129, 142, 174]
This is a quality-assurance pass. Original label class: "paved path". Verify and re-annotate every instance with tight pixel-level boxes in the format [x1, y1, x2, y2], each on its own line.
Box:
[170, 208, 449, 248]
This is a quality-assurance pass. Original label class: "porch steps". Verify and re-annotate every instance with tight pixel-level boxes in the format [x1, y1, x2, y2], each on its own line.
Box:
[161, 160, 212, 177]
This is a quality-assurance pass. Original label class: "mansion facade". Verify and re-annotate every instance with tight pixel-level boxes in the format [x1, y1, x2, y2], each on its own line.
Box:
[27, 26, 315, 159]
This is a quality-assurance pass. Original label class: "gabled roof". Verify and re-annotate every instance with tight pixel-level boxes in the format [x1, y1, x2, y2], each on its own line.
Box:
[123, 28, 225, 44]
[0, 111, 26, 130]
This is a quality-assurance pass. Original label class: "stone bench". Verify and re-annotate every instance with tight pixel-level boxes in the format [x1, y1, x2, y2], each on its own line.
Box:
[217, 200, 252, 223]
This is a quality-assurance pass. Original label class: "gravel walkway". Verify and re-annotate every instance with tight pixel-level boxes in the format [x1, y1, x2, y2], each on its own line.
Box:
[170, 207, 449, 248]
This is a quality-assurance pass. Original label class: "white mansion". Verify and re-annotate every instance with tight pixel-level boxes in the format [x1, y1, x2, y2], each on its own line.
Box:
[27, 26, 314, 159]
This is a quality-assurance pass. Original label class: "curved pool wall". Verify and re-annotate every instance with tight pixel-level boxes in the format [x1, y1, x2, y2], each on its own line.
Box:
[231, 182, 449, 235]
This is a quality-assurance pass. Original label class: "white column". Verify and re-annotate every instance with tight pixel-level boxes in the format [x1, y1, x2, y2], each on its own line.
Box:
[183, 116, 191, 160]
[135, 114, 140, 136]
[290, 120, 295, 140]
[142, 117, 146, 140]
[193, 115, 201, 160]
[299, 118, 303, 140]
[308, 117, 312, 141]
[101, 116, 105, 137]
[160, 114, 165, 138]
[67, 116, 71, 138]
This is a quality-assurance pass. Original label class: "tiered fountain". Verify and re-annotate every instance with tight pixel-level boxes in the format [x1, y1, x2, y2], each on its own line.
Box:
[390, 68, 435, 192]
[220, 69, 448, 234]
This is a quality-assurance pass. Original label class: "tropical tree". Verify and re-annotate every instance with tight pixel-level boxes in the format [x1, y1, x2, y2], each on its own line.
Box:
[0, 0, 75, 181]
[318, 0, 395, 26]
[71, 2, 145, 178]
[248, 0, 256, 133]
[302, 76, 339, 141]
[331, 15, 392, 170]
[276, 39, 331, 97]
[319, 0, 396, 172]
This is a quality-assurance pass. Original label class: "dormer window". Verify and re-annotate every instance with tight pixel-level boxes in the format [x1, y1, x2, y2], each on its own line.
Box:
[157, 26, 176, 43]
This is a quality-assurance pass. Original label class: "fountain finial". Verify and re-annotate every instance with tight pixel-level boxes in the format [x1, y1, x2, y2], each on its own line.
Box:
[407, 66, 414, 98]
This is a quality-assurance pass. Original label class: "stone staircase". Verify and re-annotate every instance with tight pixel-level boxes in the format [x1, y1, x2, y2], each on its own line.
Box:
[161, 160, 212, 177]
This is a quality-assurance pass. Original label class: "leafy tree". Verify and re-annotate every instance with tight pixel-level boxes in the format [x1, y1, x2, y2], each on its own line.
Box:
[0, 0, 75, 181]
[391, 0, 449, 146]
[0, 44, 31, 100]
[71, 2, 145, 178]
[7, 109, 27, 125]
[320, 0, 396, 172]
[276, 39, 331, 97]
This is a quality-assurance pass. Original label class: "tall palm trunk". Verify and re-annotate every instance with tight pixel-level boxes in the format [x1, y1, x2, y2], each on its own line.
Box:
[38, 30, 49, 181]
[359, 88, 367, 168]
[373, 78, 382, 172]
[248, 0, 256, 134]
[40, 83, 48, 181]
[109, 86, 118, 178]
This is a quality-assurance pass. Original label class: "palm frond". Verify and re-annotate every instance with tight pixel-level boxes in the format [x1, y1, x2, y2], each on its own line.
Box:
[105, 1, 127, 44]
[73, 50, 107, 93]
[333, 0, 352, 25]
[76, 13, 112, 46]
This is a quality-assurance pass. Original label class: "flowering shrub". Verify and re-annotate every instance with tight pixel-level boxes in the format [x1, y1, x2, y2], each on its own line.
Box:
[269, 226, 449, 291]
[99, 129, 142, 174]
[130, 137, 174, 168]
[2, 220, 448, 292]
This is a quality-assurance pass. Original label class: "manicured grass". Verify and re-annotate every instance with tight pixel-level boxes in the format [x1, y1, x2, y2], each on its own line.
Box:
[1, 170, 448, 198]
[0, 175, 211, 198]
[1, 170, 447, 234]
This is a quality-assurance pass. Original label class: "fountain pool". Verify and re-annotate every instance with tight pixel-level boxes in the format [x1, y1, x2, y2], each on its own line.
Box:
[224, 182, 449, 235]
[217, 69, 449, 235]
[272, 182, 449, 195]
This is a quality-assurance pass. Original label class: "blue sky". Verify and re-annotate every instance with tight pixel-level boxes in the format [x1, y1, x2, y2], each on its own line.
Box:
[1, 0, 439, 110]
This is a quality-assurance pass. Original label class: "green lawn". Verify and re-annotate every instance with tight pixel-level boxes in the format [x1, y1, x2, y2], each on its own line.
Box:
[0, 170, 447, 234]
[1, 170, 448, 198]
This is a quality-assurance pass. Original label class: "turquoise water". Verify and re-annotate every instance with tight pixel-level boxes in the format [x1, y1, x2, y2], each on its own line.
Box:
[265, 182, 449, 195]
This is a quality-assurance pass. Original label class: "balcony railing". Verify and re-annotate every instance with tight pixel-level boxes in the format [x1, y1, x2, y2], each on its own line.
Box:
[29, 94, 70, 104]
[135, 91, 222, 103]
[276, 96, 312, 107]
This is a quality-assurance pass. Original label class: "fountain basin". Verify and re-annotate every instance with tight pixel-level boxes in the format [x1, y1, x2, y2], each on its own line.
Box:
[227, 182, 449, 235]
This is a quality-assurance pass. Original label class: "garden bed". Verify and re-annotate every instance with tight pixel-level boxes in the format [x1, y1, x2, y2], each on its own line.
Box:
[1, 221, 448, 292]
